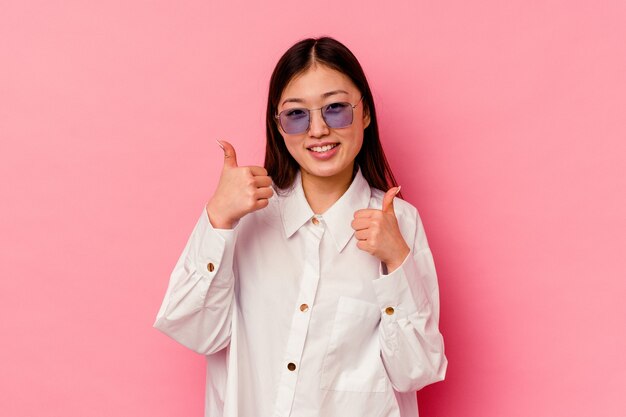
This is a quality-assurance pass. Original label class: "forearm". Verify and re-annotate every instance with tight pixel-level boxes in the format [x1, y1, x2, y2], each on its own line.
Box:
[154, 208, 237, 355]
[374, 249, 448, 392]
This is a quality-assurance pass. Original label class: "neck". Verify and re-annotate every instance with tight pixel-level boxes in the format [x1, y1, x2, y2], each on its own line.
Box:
[301, 165, 355, 214]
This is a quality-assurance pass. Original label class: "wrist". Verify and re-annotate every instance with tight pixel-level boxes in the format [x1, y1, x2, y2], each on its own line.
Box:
[383, 246, 410, 274]
[205, 203, 236, 229]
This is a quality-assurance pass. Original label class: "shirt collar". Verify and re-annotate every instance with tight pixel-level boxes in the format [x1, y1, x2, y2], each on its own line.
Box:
[280, 167, 372, 252]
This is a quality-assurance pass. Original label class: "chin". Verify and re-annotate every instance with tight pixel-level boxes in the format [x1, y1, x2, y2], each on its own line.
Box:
[302, 162, 353, 179]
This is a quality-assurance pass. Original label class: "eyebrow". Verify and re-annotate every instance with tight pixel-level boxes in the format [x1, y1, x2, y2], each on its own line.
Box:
[281, 90, 350, 106]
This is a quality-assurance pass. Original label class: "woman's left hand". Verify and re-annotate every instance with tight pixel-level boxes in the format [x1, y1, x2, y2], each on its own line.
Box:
[351, 186, 411, 273]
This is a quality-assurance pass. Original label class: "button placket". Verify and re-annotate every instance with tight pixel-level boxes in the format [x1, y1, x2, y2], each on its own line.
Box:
[272, 225, 324, 417]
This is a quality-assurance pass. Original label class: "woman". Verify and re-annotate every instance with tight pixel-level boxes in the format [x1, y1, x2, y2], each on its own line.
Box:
[154, 37, 447, 417]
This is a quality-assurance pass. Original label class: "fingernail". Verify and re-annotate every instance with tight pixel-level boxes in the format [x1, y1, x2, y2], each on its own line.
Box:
[395, 185, 401, 195]
[215, 139, 225, 150]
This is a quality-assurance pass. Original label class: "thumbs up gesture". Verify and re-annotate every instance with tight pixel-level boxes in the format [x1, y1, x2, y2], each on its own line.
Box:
[205, 140, 273, 229]
[351, 187, 410, 273]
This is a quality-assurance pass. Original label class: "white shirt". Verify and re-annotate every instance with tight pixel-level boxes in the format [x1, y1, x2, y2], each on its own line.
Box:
[154, 168, 447, 417]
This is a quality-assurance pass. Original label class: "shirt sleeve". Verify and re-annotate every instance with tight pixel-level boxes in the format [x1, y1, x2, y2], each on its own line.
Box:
[153, 207, 237, 355]
[372, 211, 448, 392]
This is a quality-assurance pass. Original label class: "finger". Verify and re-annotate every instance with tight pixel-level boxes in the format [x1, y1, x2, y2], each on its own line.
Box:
[255, 186, 274, 200]
[356, 240, 371, 253]
[382, 186, 401, 213]
[253, 175, 272, 187]
[353, 209, 376, 219]
[354, 229, 369, 240]
[254, 198, 270, 210]
[249, 166, 269, 176]
[351, 218, 371, 231]
[218, 140, 238, 169]
[251, 173, 272, 187]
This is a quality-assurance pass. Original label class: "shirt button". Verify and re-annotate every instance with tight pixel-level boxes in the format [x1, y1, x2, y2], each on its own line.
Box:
[385, 306, 395, 315]
[300, 303, 309, 312]
[287, 362, 297, 371]
[207, 262, 215, 272]
[311, 217, 320, 225]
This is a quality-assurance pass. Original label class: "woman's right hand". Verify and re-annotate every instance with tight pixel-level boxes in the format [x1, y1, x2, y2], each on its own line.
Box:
[205, 140, 273, 229]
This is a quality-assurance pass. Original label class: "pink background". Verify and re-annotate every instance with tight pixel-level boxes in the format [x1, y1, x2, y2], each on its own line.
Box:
[1, 1, 625, 416]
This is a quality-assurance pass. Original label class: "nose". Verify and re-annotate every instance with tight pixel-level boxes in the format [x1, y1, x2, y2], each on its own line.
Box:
[308, 108, 330, 138]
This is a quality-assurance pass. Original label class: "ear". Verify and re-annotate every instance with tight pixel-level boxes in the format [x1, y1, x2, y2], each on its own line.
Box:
[362, 103, 371, 129]
[274, 114, 286, 136]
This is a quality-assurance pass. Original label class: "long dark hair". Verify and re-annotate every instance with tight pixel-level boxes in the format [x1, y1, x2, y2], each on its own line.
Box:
[264, 37, 400, 194]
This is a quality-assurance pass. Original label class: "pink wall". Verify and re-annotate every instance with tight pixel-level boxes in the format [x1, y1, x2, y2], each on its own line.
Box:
[1, 1, 625, 416]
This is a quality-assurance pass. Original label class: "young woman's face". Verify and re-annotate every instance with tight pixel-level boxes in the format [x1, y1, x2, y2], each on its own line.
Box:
[277, 64, 370, 184]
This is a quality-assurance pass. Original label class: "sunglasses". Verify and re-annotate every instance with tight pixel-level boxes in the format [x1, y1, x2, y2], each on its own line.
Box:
[275, 96, 364, 135]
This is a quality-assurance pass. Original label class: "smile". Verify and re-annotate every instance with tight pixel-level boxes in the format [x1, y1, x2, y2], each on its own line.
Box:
[308, 143, 339, 153]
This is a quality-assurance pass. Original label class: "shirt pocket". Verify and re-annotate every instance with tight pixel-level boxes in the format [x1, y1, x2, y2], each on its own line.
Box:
[319, 296, 387, 393]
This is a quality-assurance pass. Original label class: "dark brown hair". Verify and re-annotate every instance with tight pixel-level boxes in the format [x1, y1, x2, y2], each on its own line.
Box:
[264, 37, 400, 193]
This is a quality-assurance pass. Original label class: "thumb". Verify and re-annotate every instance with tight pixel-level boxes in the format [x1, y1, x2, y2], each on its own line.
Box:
[217, 139, 238, 169]
[382, 186, 401, 213]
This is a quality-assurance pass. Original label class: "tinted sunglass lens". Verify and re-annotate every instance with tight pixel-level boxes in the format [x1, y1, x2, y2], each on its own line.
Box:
[322, 103, 353, 128]
[279, 102, 354, 134]
[280, 109, 309, 134]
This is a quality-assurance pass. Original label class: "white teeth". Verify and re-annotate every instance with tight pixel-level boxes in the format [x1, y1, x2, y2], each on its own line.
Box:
[310, 144, 337, 153]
